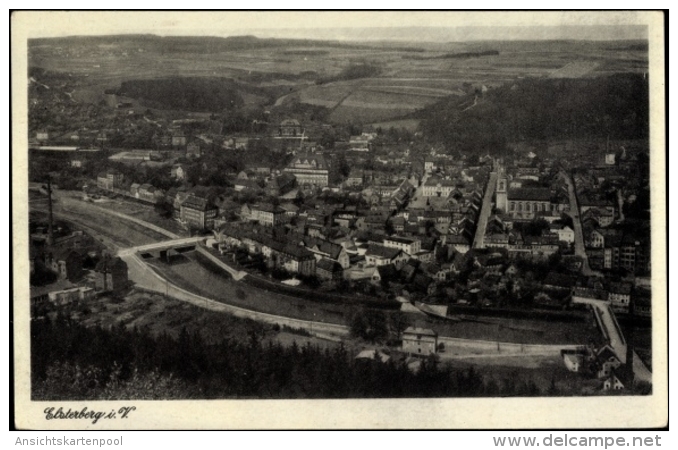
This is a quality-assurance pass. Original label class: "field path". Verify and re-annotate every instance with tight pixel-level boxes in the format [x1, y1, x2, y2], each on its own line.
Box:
[328, 82, 362, 113]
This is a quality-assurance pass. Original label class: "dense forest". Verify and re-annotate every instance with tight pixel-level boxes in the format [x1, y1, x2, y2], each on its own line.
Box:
[32, 315, 549, 400]
[316, 63, 382, 85]
[115, 78, 248, 112]
[418, 74, 649, 154]
[405, 50, 499, 60]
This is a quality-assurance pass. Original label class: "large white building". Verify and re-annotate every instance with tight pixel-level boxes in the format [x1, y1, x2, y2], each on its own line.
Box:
[283, 153, 330, 187]
[422, 176, 456, 197]
[382, 236, 421, 256]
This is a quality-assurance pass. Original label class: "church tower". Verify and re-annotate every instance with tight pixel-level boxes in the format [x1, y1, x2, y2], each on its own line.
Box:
[496, 169, 508, 212]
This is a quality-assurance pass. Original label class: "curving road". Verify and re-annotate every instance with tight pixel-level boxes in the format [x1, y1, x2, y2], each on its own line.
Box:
[122, 252, 350, 337]
[35, 190, 608, 357]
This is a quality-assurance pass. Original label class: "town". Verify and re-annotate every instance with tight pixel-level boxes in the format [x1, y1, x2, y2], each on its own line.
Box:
[26, 33, 653, 399]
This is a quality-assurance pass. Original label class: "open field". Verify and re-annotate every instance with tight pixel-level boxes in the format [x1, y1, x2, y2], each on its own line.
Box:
[145, 254, 353, 325]
[30, 36, 648, 125]
[549, 61, 601, 78]
[427, 313, 598, 346]
[84, 195, 188, 236]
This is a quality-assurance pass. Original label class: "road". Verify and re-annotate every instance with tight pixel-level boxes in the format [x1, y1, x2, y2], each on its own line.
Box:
[595, 304, 652, 383]
[572, 295, 652, 383]
[473, 171, 497, 249]
[438, 335, 580, 358]
[410, 171, 430, 203]
[31, 188, 603, 357]
[560, 171, 596, 276]
[122, 252, 350, 337]
[194, 246, 248, 281]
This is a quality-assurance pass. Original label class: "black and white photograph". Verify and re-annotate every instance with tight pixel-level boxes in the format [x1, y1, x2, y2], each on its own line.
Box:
[12, 10, 666, 430]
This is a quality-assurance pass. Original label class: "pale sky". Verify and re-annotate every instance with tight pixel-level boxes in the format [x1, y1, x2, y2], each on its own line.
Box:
[15, 11, 654, 41]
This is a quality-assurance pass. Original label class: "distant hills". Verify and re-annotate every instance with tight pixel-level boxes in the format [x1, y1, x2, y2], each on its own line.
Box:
[242, 25, 648, 43]
[28, 31, 648, 53]
[28, 34, 426, 53]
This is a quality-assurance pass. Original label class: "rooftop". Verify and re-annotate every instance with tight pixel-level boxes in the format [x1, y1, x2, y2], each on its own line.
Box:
[508, 187, 552, 202]
[384, 236, 419, 245]
[403, 326, 437, 337]
[366, 244, 402, 260]
[182, 195, 214, 211]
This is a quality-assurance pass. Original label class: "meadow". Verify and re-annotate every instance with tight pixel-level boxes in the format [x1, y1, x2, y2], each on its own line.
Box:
[29, 35, 648, 125]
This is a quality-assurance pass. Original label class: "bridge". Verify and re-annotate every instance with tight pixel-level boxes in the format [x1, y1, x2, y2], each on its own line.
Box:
[572, 295, 652, 383]
[117, 236, 207, 257]
[117, 236, 248, 281]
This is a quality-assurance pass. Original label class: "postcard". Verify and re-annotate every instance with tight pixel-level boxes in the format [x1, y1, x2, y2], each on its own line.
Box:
[12, 10, 667, 430]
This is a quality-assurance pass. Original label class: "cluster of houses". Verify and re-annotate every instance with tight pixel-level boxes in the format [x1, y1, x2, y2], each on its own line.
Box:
[561, 343, 635, 392]
[93, 169, 166, 204]
[213, 216, 458, 288]
[482, 215, 572, 260]
[583, 216, 650, 274]
[29, 229, 129, 306]
[569, 154, 651, 276]
[348, 132, 377, 152]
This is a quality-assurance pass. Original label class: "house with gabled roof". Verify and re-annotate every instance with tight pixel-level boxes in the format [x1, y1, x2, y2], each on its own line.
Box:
[242, 203, 286, 227]
[171, 163, 186, 180]
[297, 234, 350, 269]
[609, 281, 632, 313]
[365, 244, 407, 269]
[550, 223, 575, 243]
[278, 119, 303, 137]
[315, 258, 343, 281]
[94, 256, 128, 293]
[283, 152, 330, 187]
[595, 345, 622, 379]
[180, 194, 218, 230]
[402, 327, 438, 356]
[234, 178, 264, 192]
[266, 173, 296, 197]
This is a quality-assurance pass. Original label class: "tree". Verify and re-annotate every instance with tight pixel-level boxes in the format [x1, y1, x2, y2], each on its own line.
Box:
[293, 190, 305, 207]
[154, 198, 174, 219]
[522, 218, 550, 237]
[384, 219, 395, 236]
[319, 130, 336, 149]
[388, 312, 410, 341]
[349, 310, 388, 343]
[335, 153, 351, 178]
